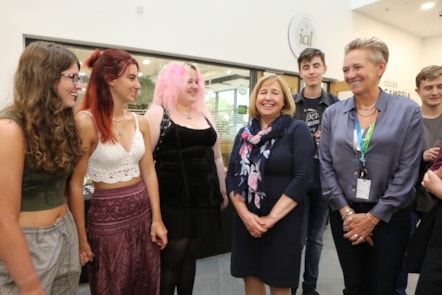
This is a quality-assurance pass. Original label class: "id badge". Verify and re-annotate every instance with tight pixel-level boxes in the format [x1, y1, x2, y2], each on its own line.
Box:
[356, 178, 371, 200]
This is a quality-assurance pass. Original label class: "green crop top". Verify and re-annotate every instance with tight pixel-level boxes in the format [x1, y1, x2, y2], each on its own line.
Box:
[0, 110, 71, 211]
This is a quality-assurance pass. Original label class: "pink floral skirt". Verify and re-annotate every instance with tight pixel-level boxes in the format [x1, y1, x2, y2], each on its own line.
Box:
[87, 181, 160, 295]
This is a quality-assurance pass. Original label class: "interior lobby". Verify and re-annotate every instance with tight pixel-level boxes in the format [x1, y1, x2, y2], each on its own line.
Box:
[1, 0, 442, 294]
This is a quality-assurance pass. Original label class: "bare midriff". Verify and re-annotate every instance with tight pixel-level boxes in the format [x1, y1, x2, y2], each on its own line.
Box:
[19, 204, 68, 227]
[93, 176, 142, 190]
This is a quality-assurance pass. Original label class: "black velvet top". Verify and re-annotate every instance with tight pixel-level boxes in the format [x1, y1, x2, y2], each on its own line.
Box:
[155, 120, 223, 207]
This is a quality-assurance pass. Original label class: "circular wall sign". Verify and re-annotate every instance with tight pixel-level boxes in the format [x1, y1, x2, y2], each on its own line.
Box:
[288, 14, 317, 58]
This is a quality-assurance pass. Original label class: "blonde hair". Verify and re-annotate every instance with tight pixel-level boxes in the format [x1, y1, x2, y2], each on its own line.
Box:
[345, 37, 389, 65]
[249, 74, 295, 119]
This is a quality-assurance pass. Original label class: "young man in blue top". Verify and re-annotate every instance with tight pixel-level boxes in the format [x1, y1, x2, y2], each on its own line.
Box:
[292, 48, 339, 295]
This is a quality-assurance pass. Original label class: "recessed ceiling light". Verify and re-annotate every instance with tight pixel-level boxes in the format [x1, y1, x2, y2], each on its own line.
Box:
[421, 2, 435, 10]
[142, 59, 151, 65]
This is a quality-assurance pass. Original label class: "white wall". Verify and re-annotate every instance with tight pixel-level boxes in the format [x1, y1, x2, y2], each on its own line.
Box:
[0, 0, 440, 107]
[423, 36, 442, 67]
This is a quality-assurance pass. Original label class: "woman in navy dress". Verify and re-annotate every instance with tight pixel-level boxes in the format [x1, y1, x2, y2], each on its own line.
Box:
[226, 74, 314, 295]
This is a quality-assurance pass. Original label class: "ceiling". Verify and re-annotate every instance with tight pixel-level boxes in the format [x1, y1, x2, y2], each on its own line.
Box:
[353, 0, 442, 38]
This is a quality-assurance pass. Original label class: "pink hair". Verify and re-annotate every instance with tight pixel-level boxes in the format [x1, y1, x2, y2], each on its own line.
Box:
[151, 62, 209, 115]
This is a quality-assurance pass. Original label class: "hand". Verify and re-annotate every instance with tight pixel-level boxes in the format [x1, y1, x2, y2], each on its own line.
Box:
[313, 130, 321, 146]
[220, 196, 228, 211]
[151, 220, 168, 250]
[343, 212, 376, 246]
[79, 240, 95, 266]
[422, 169, 442, 199]
[423, 147, 440, 162]
[259, 215, 277, 231]
[240, 210, 267, 238]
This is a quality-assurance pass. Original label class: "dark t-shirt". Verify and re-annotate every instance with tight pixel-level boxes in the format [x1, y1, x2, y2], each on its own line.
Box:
[304, 97, 321, 134]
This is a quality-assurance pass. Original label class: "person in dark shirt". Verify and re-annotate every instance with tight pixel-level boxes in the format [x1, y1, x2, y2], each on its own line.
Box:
[293, 47, 339, 295]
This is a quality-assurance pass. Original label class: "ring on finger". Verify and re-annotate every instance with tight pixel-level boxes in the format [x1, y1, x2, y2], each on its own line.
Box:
[352, 234, 359, 240]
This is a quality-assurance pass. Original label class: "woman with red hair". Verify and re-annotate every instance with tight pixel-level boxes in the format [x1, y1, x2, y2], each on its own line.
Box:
[68, 48, 167, 295]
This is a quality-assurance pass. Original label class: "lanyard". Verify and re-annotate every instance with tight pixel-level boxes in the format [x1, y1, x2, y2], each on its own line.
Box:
[355, 113, 376, 164]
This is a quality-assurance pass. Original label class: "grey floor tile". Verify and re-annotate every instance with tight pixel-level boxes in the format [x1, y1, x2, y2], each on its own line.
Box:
[77, 225, 419, 294]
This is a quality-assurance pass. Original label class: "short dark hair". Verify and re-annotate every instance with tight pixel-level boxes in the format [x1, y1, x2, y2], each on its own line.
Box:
[297, 48, 326, 70]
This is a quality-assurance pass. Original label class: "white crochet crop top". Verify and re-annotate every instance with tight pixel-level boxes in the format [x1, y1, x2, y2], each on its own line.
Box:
[84, 111, 145, 184]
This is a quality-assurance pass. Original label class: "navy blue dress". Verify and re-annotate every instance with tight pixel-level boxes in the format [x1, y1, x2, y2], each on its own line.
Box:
[226, 119, 314, 288]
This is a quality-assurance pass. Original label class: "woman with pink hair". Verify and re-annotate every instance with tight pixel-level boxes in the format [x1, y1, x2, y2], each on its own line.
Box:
[145, 62, 228, 295]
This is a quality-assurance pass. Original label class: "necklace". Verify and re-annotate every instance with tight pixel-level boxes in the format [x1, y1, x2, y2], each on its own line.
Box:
[112, 110, 126, 122]
[357, 108, 377, 117]
[177, 108, 192, 120]
[356, 102, 376, 110]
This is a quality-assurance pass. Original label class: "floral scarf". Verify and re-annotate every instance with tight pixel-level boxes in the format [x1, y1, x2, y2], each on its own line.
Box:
[233, 115, 292, 216]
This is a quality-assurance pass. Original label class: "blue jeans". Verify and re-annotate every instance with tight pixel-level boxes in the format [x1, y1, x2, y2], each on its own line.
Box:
[301, 165, 329, 291]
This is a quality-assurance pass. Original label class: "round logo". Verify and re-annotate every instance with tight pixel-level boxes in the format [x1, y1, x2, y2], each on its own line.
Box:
[238, 84, 248, 96]
[288, 14, 317, 58]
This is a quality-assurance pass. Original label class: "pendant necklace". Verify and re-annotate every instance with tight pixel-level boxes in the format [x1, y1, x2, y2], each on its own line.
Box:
[177, 108, 192, 120]
[112, 110, 126, 136]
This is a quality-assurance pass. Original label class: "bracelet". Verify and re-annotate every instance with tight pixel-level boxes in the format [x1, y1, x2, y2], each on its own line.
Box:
[366, 212, 378, 226]
[341, 208, 355, 220]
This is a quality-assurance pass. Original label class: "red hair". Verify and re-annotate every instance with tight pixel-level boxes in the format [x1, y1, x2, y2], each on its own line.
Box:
[79, 48, 138, 143]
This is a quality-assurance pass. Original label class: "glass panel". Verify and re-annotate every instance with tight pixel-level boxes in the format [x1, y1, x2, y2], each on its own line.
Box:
[33, 41, 252, 167]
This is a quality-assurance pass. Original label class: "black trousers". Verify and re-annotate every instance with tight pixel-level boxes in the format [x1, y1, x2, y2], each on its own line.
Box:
[330, 205, 410, 295]
[416, 203, 442, 294]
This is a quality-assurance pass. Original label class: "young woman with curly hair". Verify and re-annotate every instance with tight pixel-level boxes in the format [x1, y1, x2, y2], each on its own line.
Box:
[0, 41, 85, 294]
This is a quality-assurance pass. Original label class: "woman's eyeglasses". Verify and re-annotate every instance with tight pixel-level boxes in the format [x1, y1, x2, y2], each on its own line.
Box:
[60, 73, 81, 86]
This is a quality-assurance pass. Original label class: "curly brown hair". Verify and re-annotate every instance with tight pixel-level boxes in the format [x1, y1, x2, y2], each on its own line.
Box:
[11, 41, 84, 174]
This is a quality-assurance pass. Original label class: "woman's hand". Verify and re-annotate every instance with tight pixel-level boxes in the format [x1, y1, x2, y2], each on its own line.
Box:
[240, 210, 267, 238]
[422, 169, 442, 199]
[151, 219, 168, 250]
[220, 195, 229, 211]
[79, 240, 95, 266]
[343, 213, 375, 246]
[341, 207, 378, 246]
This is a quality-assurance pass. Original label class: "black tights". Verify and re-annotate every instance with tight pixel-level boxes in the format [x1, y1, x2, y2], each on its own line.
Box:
[160, 238, 202, 295]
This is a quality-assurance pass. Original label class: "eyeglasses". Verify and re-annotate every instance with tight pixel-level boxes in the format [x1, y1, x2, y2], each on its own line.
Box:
[60, 73, 81, 86]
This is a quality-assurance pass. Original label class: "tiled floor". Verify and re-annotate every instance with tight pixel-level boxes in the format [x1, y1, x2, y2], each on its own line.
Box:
[78, 225, 419, 294]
